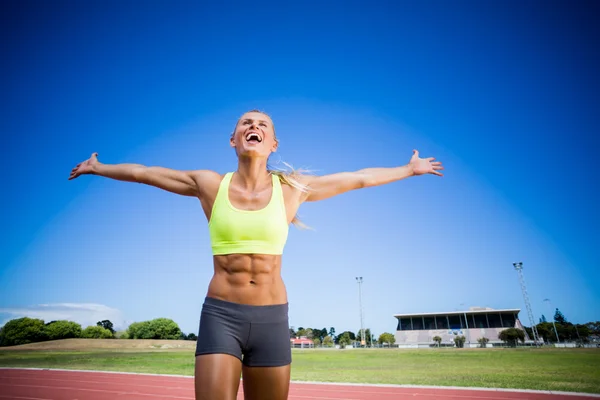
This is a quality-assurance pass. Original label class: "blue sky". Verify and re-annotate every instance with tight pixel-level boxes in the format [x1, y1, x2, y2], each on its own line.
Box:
[1, 0, 598, 338]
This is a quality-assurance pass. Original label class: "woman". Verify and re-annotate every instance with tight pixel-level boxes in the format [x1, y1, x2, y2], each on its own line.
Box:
[68, 110, 444, 400]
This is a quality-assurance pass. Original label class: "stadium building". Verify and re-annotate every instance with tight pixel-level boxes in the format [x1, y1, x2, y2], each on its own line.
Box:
[394, 307, 530, 348]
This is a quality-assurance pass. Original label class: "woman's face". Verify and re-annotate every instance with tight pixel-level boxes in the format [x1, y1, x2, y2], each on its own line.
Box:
[231, 111, 278, 158]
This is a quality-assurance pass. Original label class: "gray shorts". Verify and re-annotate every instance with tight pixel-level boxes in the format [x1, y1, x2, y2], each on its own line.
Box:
[195, 297, 292, 367]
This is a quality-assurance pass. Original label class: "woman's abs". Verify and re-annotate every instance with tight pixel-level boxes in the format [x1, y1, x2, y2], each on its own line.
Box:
[206, 254, 287, 305]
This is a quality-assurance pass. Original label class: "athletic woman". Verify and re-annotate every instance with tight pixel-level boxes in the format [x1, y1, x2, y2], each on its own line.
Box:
[68, 110, 444, 400]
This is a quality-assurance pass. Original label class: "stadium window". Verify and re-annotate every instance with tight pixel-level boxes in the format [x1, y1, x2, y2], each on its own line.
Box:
[502, 313, 516, 328]
[412, 316, 424, 330]
[436, 315, 449, 329]
[487, 313, 501, 328]
[400, 318, 411, 330]
[423, 316, 435, 329]
[448, 314, 461, 330]
[474, 314, 488, 328]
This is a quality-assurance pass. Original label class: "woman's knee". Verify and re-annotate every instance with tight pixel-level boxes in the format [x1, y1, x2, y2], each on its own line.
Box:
[242, 364, 291, 400]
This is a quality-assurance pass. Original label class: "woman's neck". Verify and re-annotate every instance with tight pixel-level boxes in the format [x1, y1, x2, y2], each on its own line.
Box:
[235, 157, 271, 191]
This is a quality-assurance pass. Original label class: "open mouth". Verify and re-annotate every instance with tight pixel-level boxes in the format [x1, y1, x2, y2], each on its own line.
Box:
[245, 132, 262, 143]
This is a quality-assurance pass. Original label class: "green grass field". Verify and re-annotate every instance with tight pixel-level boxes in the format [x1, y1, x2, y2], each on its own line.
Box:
[1, 347, 599, 394]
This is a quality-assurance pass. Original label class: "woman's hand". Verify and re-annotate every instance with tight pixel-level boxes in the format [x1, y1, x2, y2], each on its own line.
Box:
[69, 152, 99, 180]
[409, 149, 444, 177]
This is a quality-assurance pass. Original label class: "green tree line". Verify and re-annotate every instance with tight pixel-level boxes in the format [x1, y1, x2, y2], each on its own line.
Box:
[524, 309, 599, 344]
[290, 326, 396, 347]
[0, 317, 197, 347]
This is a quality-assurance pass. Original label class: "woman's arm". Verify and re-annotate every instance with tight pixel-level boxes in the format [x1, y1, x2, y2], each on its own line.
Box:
[68, 153, 214, 197]
[300, 149, 443, 202]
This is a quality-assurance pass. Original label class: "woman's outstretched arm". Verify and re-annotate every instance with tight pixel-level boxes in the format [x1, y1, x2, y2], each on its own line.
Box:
[300, 149, 444, 202]
[68, 152, 215, 197]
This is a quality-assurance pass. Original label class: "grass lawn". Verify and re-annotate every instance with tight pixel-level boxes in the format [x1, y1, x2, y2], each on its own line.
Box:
[1, 346, 599, 394]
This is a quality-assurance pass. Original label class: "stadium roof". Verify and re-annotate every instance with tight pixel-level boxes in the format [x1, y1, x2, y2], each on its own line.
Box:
[393, 308, 521, 318]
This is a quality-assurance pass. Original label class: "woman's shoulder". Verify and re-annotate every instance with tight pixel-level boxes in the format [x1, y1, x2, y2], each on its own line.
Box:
[189, 169, 228, 195]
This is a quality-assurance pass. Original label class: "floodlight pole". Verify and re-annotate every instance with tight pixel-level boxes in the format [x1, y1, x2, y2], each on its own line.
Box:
[513, 262, 540, 345]
[543, 298, 560, 344]
[356, 277, 365, 347]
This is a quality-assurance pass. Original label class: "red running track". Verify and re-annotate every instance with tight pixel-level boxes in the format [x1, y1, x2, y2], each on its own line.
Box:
[0, 369, 598, 400]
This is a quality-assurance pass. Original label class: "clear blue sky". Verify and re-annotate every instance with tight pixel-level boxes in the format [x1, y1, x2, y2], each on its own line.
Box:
[1, 0, 598, 337]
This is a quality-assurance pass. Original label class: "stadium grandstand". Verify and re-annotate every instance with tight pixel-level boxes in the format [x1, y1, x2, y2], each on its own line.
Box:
[394, 307, 531, 348]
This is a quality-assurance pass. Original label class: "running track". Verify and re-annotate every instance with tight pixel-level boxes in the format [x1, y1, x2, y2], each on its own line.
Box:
[1, 369, 599, 400]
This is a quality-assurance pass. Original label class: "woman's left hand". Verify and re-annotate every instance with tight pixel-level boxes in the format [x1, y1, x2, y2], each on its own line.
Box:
[409, 149, 444, 177]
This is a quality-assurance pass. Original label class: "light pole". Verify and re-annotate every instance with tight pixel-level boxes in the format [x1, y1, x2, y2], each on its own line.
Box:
[356, 277, 365, 348]
[543, 298, 560, 344]
[512, 262, 540, 345]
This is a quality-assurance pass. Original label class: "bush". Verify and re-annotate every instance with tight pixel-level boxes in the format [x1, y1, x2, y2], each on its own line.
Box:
[0, 318, 48, 346]
[81, 326, 114, 339]
[477, 337, 489, 348]
[44, 320, 82, 340]
[454, 335, 466, 348]
[432, 336, 442, 347]
[126, 318, 182, 340]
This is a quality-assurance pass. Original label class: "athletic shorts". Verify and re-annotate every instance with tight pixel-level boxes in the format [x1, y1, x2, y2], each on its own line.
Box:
[195, 297, 292, 367]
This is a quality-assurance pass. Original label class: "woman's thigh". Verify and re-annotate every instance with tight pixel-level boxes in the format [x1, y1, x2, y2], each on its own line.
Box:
[195, 354, 242, 400]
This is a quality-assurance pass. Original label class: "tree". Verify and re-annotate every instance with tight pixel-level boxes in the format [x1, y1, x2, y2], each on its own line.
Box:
[432, 336, 442, 347]
[127, 321, 151, 339]
[571, 324, 590, 343]
[296, 328, 313, 338]
[148, 318, 182, 339]
[81, 326, 113, 339]
[186, 333, 198, 341]
[312, 338, 321, 346]
[322, 335, 334, 347]
[554, 308, 568, 325]
[0, 318, 48, 346]
[336, 331, 355, 343]
[378, 332, 395, 346]
[328, 327, 336, 339]
[338, 332, 352, 347]
[309, 328, 327, 341]
[586, 321, 600, 335]
[498, 328, 525, 347]
[535, 322, 555, 343]
[289, 327, 296, 338]
[539, 315, 547, 323]
[126, 318, 182, 340]
[44, 320, 82, 340]
[477, 337, 489, 348]
[97, 320, 115, 334]
[318, 328, 328, 342]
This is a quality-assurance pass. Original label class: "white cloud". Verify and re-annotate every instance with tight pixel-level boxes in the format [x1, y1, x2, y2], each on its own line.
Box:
[0, 303, 127, 331]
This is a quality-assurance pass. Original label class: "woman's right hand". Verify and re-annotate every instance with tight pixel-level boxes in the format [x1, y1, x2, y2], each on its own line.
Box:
[69, 152, 99, 180]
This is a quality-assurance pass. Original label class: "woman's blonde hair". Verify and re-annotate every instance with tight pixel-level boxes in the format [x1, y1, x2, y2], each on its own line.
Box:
[234, 109, 312, 229]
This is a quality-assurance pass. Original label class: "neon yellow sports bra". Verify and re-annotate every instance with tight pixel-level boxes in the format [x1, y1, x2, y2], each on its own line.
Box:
[208, 172, 289, 255]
